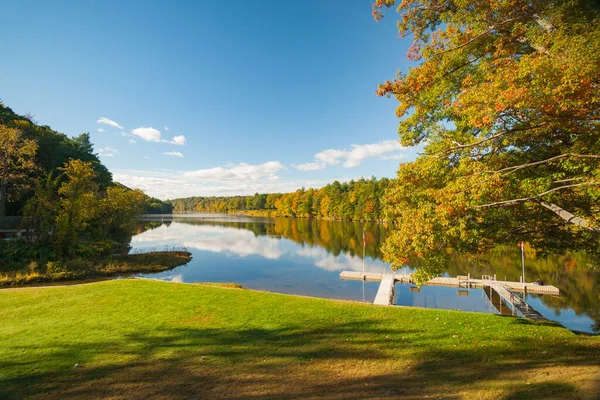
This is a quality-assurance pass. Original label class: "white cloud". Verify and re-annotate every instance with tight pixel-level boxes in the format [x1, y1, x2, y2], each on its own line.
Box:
[162, 135, 186, 145]
[97, 117, 123, 130]
[163, 151, 184, 158]
[131, 127, 162, 142]
[97, 128, 105, 133]
[184, 161, 283, 182]
[97, 147, 119, 157]
[164, 126, 170, 131]
[144, 156, 151, 159]
[381, 154, 404, 160]
[112, 168, 357, 200]
[171, 135, 186, 145]
[294, 161, 322, 171]
[129, 139, 137, 144]
[296, 247, 386, 273]
[296, 140, 407, 171]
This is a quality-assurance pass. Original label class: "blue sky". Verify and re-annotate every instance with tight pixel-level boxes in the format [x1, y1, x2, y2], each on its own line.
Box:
[1, 0, 418, 200]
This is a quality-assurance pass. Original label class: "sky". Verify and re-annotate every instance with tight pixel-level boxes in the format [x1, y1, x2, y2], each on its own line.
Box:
[1, 0, 418, 200]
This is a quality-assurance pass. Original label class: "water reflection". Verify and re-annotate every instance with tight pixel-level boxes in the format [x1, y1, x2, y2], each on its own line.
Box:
[133, 224, 284, 259]
[132, 215, 387, 302]
[395, 285, 501, 315]
[133, 214, 599, 333]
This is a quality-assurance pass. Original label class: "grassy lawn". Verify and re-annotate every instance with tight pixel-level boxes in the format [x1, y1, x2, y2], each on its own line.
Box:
[0, 251, 192, 286]
[0, 280, 598, 399]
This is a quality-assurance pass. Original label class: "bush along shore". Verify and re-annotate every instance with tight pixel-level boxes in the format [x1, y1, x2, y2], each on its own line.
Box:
[0, 250, 192, 287]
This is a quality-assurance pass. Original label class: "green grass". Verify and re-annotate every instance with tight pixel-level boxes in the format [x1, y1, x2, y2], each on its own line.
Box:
[0, 251, 192, 286]
[0, 279, 598, 399]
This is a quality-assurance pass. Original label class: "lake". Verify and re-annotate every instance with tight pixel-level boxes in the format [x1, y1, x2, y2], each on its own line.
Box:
[131, 214, 599, 334]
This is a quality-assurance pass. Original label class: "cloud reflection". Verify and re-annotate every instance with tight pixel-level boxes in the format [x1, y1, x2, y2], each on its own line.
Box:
[132, 223, 284, 259]
[296, 246, 387, 272]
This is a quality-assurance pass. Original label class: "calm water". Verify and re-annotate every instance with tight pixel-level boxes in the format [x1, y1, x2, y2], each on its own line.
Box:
[131, 214, 599, 334]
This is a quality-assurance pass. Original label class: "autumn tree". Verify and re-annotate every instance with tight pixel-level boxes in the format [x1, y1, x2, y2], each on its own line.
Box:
[54, 159, 101, 256]
[374, 0, 600, 280]
[21, 174, 58, 245]
[99, 185, 146, 249]
[0, 126, 38, 216]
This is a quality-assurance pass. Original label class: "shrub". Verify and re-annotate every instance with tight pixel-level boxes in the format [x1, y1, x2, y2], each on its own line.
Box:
[45, 261, 67, 274]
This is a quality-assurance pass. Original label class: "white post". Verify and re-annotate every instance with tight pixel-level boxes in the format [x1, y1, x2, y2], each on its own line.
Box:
[362, 229, 366, 275]
[521, 241, 526, 287]
[362, 279, 365, 302]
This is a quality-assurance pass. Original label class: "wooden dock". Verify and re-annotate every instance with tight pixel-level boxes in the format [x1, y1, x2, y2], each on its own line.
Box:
[340, 271, 558, 320]
[373, 273, 396, 305]
[339, 271, 559, 295]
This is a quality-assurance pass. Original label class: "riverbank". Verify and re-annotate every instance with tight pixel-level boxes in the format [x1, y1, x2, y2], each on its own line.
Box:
[168, 210, 388, 223]
[1, 279, 598, 399]
[0, 251, 192, 287]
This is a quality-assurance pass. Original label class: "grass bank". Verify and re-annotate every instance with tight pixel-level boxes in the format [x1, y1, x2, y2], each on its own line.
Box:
[0, 279, 598, 399]
[0, 251, 192, 286]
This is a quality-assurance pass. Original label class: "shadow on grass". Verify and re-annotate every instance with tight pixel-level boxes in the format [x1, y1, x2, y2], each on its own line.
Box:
[1, 319, 599, 399]
[500, 381, 578, 400]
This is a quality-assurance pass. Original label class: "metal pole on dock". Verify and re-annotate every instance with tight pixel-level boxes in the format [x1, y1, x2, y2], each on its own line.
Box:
[521, 241, 526, 288]
[362, 229, 366, 275]
[362, 279, 365, 302]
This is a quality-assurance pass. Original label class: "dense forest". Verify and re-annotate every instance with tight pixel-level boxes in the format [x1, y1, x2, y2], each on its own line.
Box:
[170, 177, 392, 222]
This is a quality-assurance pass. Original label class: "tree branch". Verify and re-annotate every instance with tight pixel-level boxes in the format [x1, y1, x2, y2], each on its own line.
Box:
[434, 123, 546, 156]
[538, 201, 600, 232]
[477, 182, 599, 208]
[436, 17, 525, 57]
[481, 153, 600, 176]
[476, 182, 600, 232]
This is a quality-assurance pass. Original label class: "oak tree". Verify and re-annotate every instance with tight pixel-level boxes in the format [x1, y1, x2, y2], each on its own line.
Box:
[374, 0, 600, 279]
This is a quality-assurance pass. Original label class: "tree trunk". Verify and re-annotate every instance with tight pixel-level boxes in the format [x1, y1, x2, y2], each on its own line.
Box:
[538, 201, 600, 233]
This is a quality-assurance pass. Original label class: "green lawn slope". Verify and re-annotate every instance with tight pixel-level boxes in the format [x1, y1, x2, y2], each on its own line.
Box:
[0, 279, 598, 399]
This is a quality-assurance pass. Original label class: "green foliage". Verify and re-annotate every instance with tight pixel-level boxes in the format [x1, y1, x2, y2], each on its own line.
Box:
[21, 174, 58, 245]
[0, 102, 111, 216]
[111, 182, 173, 214]
[0, 125, 38, 216]
[375, 0, 600, 279]
[170, 177, 391, 222]
[45, 260, 67, 274]
[0, 239, 54, 265]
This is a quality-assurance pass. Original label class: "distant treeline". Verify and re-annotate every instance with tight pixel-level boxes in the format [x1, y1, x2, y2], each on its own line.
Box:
[170, 178, 392, 222]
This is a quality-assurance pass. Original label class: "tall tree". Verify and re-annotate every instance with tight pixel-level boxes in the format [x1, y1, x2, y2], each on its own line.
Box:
[21, 174, 58, 245]
[374, 0, 600, 279]
[0, 126, 38, 216]
[54, 159, 100, 256]
[100, 185, 145, 244]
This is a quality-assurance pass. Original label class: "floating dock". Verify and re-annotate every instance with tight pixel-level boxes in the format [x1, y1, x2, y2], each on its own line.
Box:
[340, 271, 558, 321]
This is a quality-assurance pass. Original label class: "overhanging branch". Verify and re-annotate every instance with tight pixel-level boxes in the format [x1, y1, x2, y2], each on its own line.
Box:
[538, 201, 599, 232]
[477, 182, 599, 208]
[476, 181, 600, 232]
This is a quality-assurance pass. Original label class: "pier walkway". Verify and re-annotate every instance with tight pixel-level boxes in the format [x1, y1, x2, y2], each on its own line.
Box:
[340, 271, 558, 321]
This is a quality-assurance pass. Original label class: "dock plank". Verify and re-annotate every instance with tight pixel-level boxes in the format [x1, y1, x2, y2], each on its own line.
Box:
[373, 274, 395, 306]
